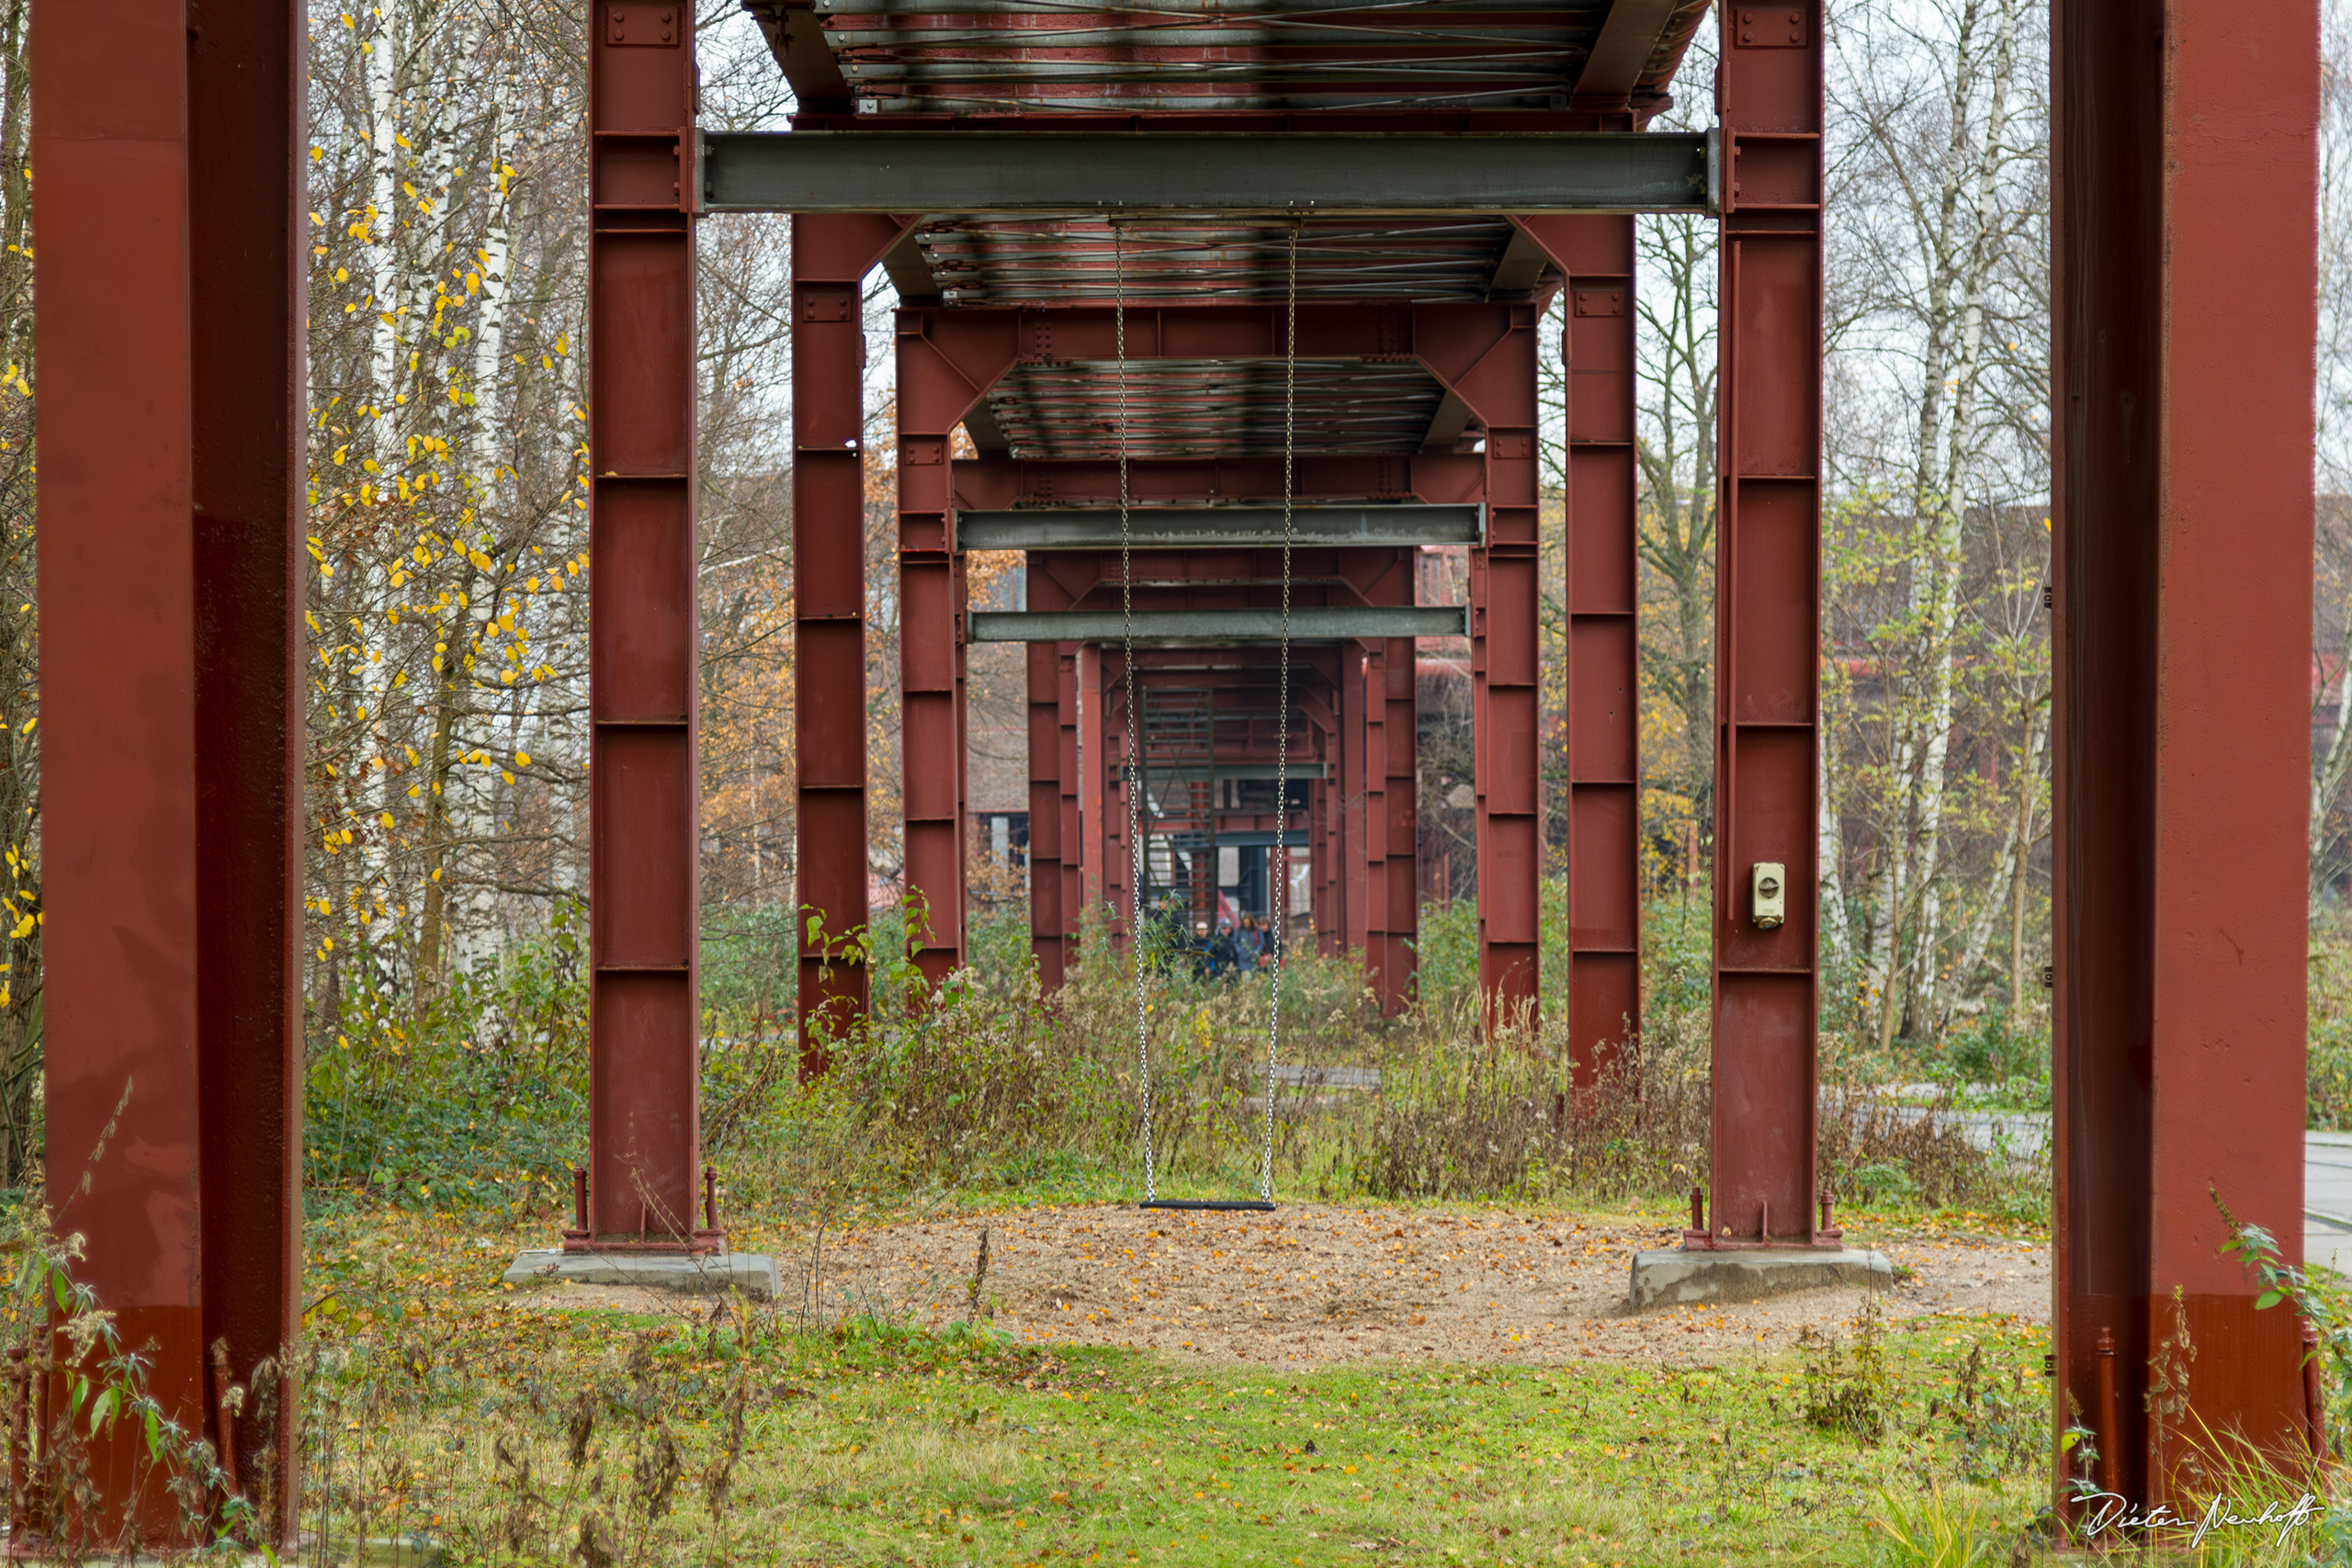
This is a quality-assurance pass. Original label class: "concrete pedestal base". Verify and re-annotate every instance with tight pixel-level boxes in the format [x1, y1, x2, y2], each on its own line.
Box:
[1628, 1247, 1892, 1311]
[503, 1248, 782, 1300]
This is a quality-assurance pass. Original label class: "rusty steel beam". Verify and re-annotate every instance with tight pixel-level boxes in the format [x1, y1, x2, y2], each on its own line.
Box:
[1697, 1, 1826, 1251]
[35, 0, 306, 1540]
[1080, 644, 1109, 925]
[1341, 646, 1369, 955]
[1057, 647, 1083, 974]
[2051, 0, 2317, 1514]
[1102, 648, 1136, 951]
[792, 215, 899, 1072]
[188, 0, 306, 1525]
[1521, 216, 1641, 1084]
[1027, 566, 1071, 989]
[1362, 647, 1391, 1006]
[1371, 637, 1419, 1012]
[583, 3, 713, 1250]
[701, 130, 1717, 216]
[953, 453, 1487, 509]
[1451, 310, 1543, 1024]
[899, 310, 1020, 987]
[969, 606, 1466, 643]
[956, 503, 1484, 552]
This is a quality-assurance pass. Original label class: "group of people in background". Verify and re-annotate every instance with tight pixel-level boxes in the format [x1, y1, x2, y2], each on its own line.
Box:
[1152, 896, 1283, 981]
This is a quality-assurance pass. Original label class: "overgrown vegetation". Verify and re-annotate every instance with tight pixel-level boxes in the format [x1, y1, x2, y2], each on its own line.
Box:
[274, 1207, 2061, 1568]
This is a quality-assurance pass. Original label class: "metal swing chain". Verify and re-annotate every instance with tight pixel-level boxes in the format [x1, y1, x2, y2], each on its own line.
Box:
[1119, 228, 1157, 1204]
[1259, 227, 1298, 1203]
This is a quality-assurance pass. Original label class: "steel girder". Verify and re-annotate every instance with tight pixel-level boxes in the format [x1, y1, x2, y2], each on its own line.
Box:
[2050, 0, 2320, 1514]
[1692, 0, 1830, 1256]
[1518, 215, 1642, 1088]
[792, 216, 902, 1074]
[702, 130, 1717, 216]
[956, 503, 1484, 552]
[33, 0, 305, 1541]
[582, 12, 718, 1255]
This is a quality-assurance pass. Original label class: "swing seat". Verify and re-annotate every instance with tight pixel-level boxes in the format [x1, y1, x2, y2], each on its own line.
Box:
[1140, 1199, 1276, 1213]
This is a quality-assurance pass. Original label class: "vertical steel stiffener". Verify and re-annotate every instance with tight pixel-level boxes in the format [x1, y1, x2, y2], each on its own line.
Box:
[1702, 1, 1830, 1249]
[2050, 0, 2317, 1507]
[584, 4, 712, 1249]
[35, 0, 306, 1540]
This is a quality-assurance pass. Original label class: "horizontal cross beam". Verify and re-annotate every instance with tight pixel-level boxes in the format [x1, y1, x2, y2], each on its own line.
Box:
[703, 131, 1716, 216]
[1123, 762, 1328, 782]
[958, 503, 1482, 552]
[968, 606, 1466, 643]
[1204, 829, 1309, 849]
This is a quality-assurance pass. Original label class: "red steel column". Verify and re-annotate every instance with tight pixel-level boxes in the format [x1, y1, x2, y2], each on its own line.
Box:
[36, 0, 305, 1538]
[1080, 645, 1108, 923]
[1470, 325, 1544, 1024]
[190, 0, 305, 1522]
[1534, 217, 1643, 1082]
[1057, 646, 1082, 965]
[1313, 777, 1336, 956]
[1377, 633, 1419, 1011]
[793, 215, 895, 1072]
[893, 312, 1015, 984]
[1704, 2, 1825, 1248]
[897, 316, 967, 984]
[1341, 648, 1369, 955]
[584, 4, 708, 1247]
[1103, 649, 1136, 951]
[2051, 0, 2316, 1509]
[1026, 569, 1069, 988]
[1363, 646, 1391, 1002]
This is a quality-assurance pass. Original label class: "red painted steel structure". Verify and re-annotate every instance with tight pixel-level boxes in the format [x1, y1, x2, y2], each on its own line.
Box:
[2050, 0, 2317, 1508]
[1462, 311, 1544, 1024]
[1695, 0, 1833, 1252]
[793, 215, 900, 1071]
[1026, 578, 1073, 988]
[897, 312, 1020, 981]
[582, 5, 716, 1250]
[1522, 216, 1642, 1084]
[37, 0, 2326, 1536]
[34, 0, 306, 1540]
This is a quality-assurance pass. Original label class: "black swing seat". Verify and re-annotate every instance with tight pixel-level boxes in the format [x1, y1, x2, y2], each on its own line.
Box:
[1140, 1199, 1276, 1213]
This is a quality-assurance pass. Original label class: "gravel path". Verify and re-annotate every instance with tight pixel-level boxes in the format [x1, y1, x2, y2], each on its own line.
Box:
[736, 1202, 2051, 1368]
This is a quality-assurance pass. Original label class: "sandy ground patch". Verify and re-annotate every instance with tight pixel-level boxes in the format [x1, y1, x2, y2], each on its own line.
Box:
[512, 1203, 2047, 1367]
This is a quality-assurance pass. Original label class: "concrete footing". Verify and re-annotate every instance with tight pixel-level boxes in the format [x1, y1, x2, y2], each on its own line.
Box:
[1627, 1247, 1893, 1311]
[503, 1249, 782, 1299]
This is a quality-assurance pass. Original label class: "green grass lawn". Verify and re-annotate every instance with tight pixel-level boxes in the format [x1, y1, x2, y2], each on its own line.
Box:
[298, 1205, 2052, 1567]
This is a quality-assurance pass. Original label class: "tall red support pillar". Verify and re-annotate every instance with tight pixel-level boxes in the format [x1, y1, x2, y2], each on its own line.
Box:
[1363, 646, 1392, 1005]
[896, 332, 966, 983]
[1702, 1, 1826, 1248]
[1467, 317, 1544, 1025]
[583, 5, 709, 1247]
[1374, 636, 1419, 1010]
[1525, 216, 1643, 1082]
[1080, 645, 1108, 922]
[1057, 647, 1083, 965]
[1026, 570, 1070, 988]
[1341, 649, 1370, 954]
[2050, 0, 2316, 1508]
[36, 0, 305, 1537]
[793, 215, 896, 1071]
[894, 311, 1013, 985]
